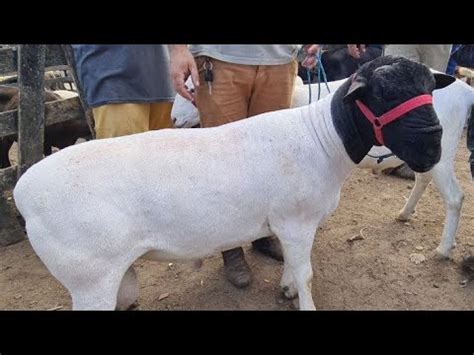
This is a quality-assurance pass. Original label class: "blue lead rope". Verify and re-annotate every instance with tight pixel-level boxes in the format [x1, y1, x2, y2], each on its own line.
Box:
[306, 68, 313, 103]
[317, 49, 331, 98]
[366, 153, 396, 164]
[306, 46, 330, 104]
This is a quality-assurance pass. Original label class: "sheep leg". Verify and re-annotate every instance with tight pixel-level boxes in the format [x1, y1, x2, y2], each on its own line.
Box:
[70, 274, 122, 311]
[276, 224, 316, 310]
[69, 260, 143, 310]
[116, 265, 139, 310]
[432, 166, 464, 258]
[397, 171, 432, 221]
[280, 262, 298, 299]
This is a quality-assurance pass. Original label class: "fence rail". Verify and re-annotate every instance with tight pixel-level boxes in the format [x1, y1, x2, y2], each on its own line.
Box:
[0, 45, 68, 76]
[0, 44, 93, 246]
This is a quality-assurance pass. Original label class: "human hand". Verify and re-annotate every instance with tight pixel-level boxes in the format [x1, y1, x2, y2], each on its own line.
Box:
[169, 45, 200, 101]
[347, 44, 366, 59]
[301, 44, 320, 69]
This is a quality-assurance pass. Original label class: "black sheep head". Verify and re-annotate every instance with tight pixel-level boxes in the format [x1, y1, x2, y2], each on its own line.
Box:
[343, 55, 455, 173]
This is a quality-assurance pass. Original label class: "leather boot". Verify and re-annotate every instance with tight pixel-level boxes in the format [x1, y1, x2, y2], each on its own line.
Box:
[252, 236, 284, 261]
[383, 163, 415, 180]
[222, 247, 252, 288]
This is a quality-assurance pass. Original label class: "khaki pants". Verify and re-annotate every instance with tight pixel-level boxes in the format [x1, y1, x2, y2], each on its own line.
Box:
[384, 45, 453, 73]
[92, 102, 173, 139]
[194, 56, 298, 127]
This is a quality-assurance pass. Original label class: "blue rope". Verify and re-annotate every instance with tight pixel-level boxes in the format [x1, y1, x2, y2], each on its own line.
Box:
[306, 68, 312, 104]
[317, 58, 321, 100]
[367, 153, 396, 164]
[317, 49, 330, 93]
[305, 46, 330, 104]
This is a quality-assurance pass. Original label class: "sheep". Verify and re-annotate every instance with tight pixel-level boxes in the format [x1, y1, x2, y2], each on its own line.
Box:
[13, 56, 452, 310]
[172, 73, 474, 259]
[358, 78, 474, 258]
[0, 86, 92, 168]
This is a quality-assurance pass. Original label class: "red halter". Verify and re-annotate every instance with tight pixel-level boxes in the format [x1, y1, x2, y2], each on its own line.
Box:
[355, 95, 433, 146]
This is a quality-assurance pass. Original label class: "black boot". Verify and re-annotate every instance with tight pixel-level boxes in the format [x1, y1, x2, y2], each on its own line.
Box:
[222, 247, 252, 288]
[462, 256, 474, 281]
[252, 236, 284, 261]
[383, 163, 415, 180]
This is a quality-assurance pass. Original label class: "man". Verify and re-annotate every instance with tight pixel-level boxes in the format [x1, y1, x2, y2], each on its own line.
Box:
[169, 44, 318, 288]
[384, 45, 453, 73]
[72, 45, 175, 139]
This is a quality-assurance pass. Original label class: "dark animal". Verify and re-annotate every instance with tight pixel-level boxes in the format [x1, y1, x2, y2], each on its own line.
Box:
[461, 256, 474, 281]
[298, 45, 384, 84]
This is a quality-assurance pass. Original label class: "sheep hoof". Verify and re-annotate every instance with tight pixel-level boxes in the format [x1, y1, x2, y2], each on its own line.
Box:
[396, 212, 411, 222]
[434, 246, 452, 260]
[384, 163, 416, 180]
[116, 300, 139, 311]
[281, 285, 298, 300]
[127, 301, 140, 311]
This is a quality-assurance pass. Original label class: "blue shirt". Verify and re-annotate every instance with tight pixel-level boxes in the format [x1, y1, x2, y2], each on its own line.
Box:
[72, 45, 175, 107]
[446, 44, 462, 75]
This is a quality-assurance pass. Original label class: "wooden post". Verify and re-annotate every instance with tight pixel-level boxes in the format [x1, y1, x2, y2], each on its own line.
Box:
[0, 188, 25, 246]
[16, 44, 45, 178]
[61, 44, 96, 139]
[0, 166, 25, 246]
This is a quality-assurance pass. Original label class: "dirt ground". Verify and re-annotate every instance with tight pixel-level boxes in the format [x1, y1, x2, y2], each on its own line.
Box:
[1, 134, 474, 311]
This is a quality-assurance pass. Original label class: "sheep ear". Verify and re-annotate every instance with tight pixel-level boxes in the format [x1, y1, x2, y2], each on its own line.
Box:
[343, 75, 367, 103]
[433, 73, 455, 90]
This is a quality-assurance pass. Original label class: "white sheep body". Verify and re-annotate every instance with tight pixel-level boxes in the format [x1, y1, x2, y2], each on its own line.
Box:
[15, 95, 352, 310]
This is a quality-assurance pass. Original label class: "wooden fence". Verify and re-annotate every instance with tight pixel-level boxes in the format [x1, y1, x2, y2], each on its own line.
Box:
[0, 44, 94, 246]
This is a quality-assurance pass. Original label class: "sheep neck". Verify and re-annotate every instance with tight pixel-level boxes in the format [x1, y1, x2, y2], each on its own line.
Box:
[331, 79, 376, 164]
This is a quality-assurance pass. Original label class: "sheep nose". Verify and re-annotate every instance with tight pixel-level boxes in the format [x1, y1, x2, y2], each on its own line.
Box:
[171, 117, 177, 124]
